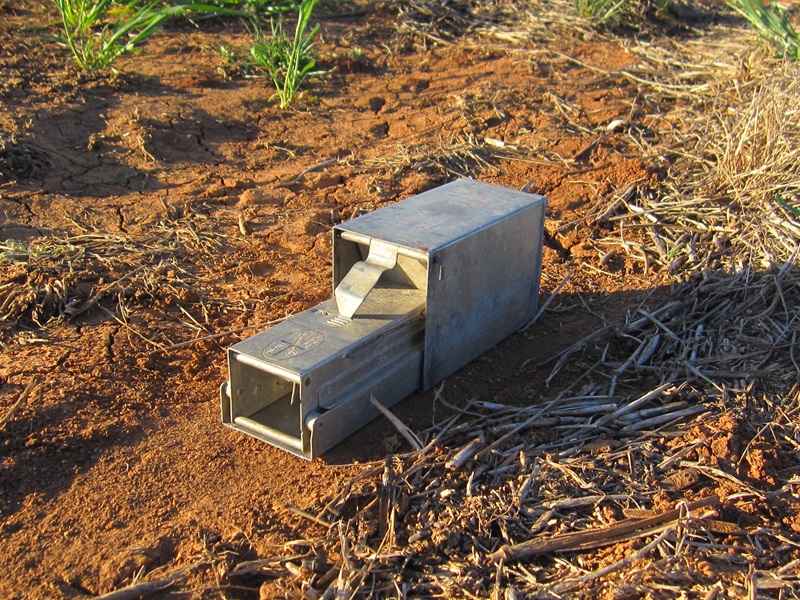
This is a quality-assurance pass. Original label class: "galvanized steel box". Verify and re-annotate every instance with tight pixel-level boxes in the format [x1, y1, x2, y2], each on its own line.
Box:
[221, 179, 547, 459]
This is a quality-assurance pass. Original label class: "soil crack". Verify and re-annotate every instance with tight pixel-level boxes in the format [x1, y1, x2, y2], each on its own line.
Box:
[2, 195, 36, 217]
[115, 206, 128, 233]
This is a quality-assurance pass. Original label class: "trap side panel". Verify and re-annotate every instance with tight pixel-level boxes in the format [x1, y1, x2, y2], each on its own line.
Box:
[423, 198, 547, 388]
[307, 348, 423, 458]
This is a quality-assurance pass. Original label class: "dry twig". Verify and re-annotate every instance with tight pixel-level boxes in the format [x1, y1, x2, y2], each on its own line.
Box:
[0, 377, 39, 429]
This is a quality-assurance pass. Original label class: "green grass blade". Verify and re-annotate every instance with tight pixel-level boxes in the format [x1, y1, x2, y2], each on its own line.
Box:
[249, 0, 326, 107]
[52, 0, 256, 70]
[730, 0, 800, 60]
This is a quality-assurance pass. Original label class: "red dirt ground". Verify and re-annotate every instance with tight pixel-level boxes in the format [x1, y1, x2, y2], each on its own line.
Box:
[1, 2, 794, 598]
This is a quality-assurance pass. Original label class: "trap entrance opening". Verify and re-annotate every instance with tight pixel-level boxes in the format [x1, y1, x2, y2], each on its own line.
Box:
[226, 355, 305, 453]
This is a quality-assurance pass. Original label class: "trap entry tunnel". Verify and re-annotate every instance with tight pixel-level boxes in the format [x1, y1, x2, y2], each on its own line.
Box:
[220, 179, 547, 459]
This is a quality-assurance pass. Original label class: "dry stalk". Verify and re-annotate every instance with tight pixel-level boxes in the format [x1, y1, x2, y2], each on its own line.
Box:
[0, 213, 244, 343]
[370, 395, 423, 450]
[361, 134, 505, 180]
[95, 560, 203, 600]
[0, 377, 39, 429]
[491, 496, 720, 563]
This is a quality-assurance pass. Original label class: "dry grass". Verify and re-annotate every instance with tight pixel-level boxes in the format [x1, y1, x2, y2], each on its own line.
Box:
[388, 0, 597, 45]
[235, 241, 800, 596]
[0, 217, 225, 334]
[0, 131, 53, 183]
[538, 265, 800, 398]
[384, 1, 800, 273]
[361, 134, 505, 179]
[598, 42, 800, 273]
[228, 371, 799, 597]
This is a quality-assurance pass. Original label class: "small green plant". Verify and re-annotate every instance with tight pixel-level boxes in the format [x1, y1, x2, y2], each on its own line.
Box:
[52, 0, 250, 71]
[573, 0, 628, 24]
[52, 0, 170, 70]
[218, 42, 238, 62]
[250, 0, 327, 108]
[0, 239, 68, 261]
[731, 0, 800, 60]
[0, 239, 31, 261]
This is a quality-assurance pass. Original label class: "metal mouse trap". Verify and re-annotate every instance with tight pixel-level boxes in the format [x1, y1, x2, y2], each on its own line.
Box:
[220, 179, 547, 459]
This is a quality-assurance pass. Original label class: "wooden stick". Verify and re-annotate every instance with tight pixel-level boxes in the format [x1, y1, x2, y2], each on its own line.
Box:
[519, 269, 574, 332]
[95, 560, 201, 599]
[592, 382, 673, 429]
[95, 578, 177, 600]
[543, 494, 633, 510]
[446, 436, 484, 470]
[552, 526, 675, 594]
[370, 395, 423, 450]
[0, 377, 39, 429]
[229, 556, 301, 577]
[278, 158, 337, 187]
[490, 495, 720, 564]
[620, 405, 705, 432]
[284, 503, 332, 528]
